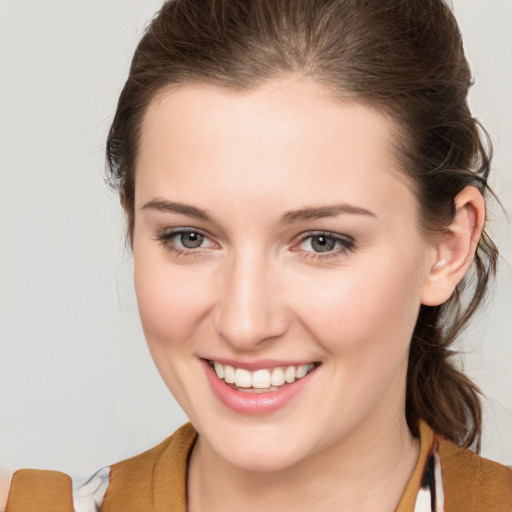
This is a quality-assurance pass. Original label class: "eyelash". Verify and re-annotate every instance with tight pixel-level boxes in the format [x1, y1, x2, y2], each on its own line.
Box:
[295, 231, 355, 260]
[155, 228, 355, 260]
[155, 228, 215, 258]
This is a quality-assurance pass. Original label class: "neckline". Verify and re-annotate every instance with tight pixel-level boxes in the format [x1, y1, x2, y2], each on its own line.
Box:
[153, 420, 435, 512]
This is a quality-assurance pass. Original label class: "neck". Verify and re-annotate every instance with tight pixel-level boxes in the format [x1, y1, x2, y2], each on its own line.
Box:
[187, 413, 419, 512]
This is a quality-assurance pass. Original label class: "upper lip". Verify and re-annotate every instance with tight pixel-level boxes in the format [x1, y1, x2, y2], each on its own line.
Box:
[202, 357, 319, 371]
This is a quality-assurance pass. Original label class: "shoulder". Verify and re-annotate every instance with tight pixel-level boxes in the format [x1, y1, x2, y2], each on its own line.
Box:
[102, 422, 197, 512]
[111, 422, 197, 473]
[4, 423, 197, 512]
[6, 469, 74, 512]
[436, 434, 512, 511]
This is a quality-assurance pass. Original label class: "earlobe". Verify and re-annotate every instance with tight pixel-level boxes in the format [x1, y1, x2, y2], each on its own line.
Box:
[421, 186, 485, 306]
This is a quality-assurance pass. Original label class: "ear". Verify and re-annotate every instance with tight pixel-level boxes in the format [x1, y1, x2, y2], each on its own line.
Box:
[421, 186, 485, 306]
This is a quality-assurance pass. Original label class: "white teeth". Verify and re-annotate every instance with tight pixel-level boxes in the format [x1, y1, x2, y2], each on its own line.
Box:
[270, 367, 285, 386]
[234, 368, 252, 388]
[284, 366, 296, 384]
[224, 364, 235, 384]
[210, 361, 316, 391]
[296, 364, 308, 379]
[213, 361, 224, 379]
[252, 369, 271, 389]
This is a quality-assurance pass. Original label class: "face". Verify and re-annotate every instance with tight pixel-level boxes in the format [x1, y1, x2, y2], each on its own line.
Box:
[133, 78, 436, 472]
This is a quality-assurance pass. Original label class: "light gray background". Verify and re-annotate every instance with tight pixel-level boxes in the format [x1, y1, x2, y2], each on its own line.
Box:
[1, 0, 511, 477]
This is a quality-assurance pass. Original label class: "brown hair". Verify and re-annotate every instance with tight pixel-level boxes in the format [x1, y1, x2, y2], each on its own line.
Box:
[106, 0, 498, 449]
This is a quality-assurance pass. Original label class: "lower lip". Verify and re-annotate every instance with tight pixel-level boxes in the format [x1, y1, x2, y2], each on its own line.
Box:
[202, 359, 317, 415]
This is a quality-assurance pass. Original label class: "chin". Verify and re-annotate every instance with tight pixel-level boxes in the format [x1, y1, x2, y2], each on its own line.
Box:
[218, 441, 306, 473]
[196, 418, 316, 473]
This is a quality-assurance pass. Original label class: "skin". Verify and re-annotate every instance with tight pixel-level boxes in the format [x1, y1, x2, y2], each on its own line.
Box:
[0, 474, 10, 512]
[132, 77, 483, 512]
[0, 77, 483, 512]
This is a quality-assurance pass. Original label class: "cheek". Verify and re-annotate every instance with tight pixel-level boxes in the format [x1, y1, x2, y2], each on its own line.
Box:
[133, 250, 211, 351]
[133, 250, 215, 407]
[288, 248, 425, 356]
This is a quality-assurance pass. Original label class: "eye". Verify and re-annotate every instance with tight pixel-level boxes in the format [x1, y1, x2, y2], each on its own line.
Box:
[305, 234, 337, 253]
[155, 228, 217, 256]
[296, 231, 355, 258]
[178, 231, 205, 249]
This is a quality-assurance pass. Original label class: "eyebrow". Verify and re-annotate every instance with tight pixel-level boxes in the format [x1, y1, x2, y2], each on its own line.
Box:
[280, 204, 376, 224]
[142, 199, 211, 221]
[142, 198, 376, 224]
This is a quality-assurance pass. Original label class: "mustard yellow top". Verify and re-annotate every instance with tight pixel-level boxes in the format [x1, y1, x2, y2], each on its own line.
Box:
[6, 421, 512, 512]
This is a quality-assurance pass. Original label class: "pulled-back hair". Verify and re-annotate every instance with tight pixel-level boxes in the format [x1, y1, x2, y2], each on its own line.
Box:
[106, 0, 498, 449]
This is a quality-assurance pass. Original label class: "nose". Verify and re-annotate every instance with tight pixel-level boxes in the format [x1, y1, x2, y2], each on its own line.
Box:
[214, 252, 289, 350]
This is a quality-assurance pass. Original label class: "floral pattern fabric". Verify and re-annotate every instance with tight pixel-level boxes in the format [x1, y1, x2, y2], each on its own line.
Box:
[413, 443, 445, 512]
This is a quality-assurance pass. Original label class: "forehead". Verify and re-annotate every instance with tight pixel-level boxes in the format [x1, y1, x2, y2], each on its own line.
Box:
[135, 78, 415, 221]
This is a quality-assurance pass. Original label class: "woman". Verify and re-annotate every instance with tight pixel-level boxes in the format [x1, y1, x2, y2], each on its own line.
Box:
[2, 0, 511, 510]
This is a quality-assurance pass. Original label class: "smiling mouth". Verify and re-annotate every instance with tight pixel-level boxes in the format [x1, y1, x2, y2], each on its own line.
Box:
[206, 360, 320, 393]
